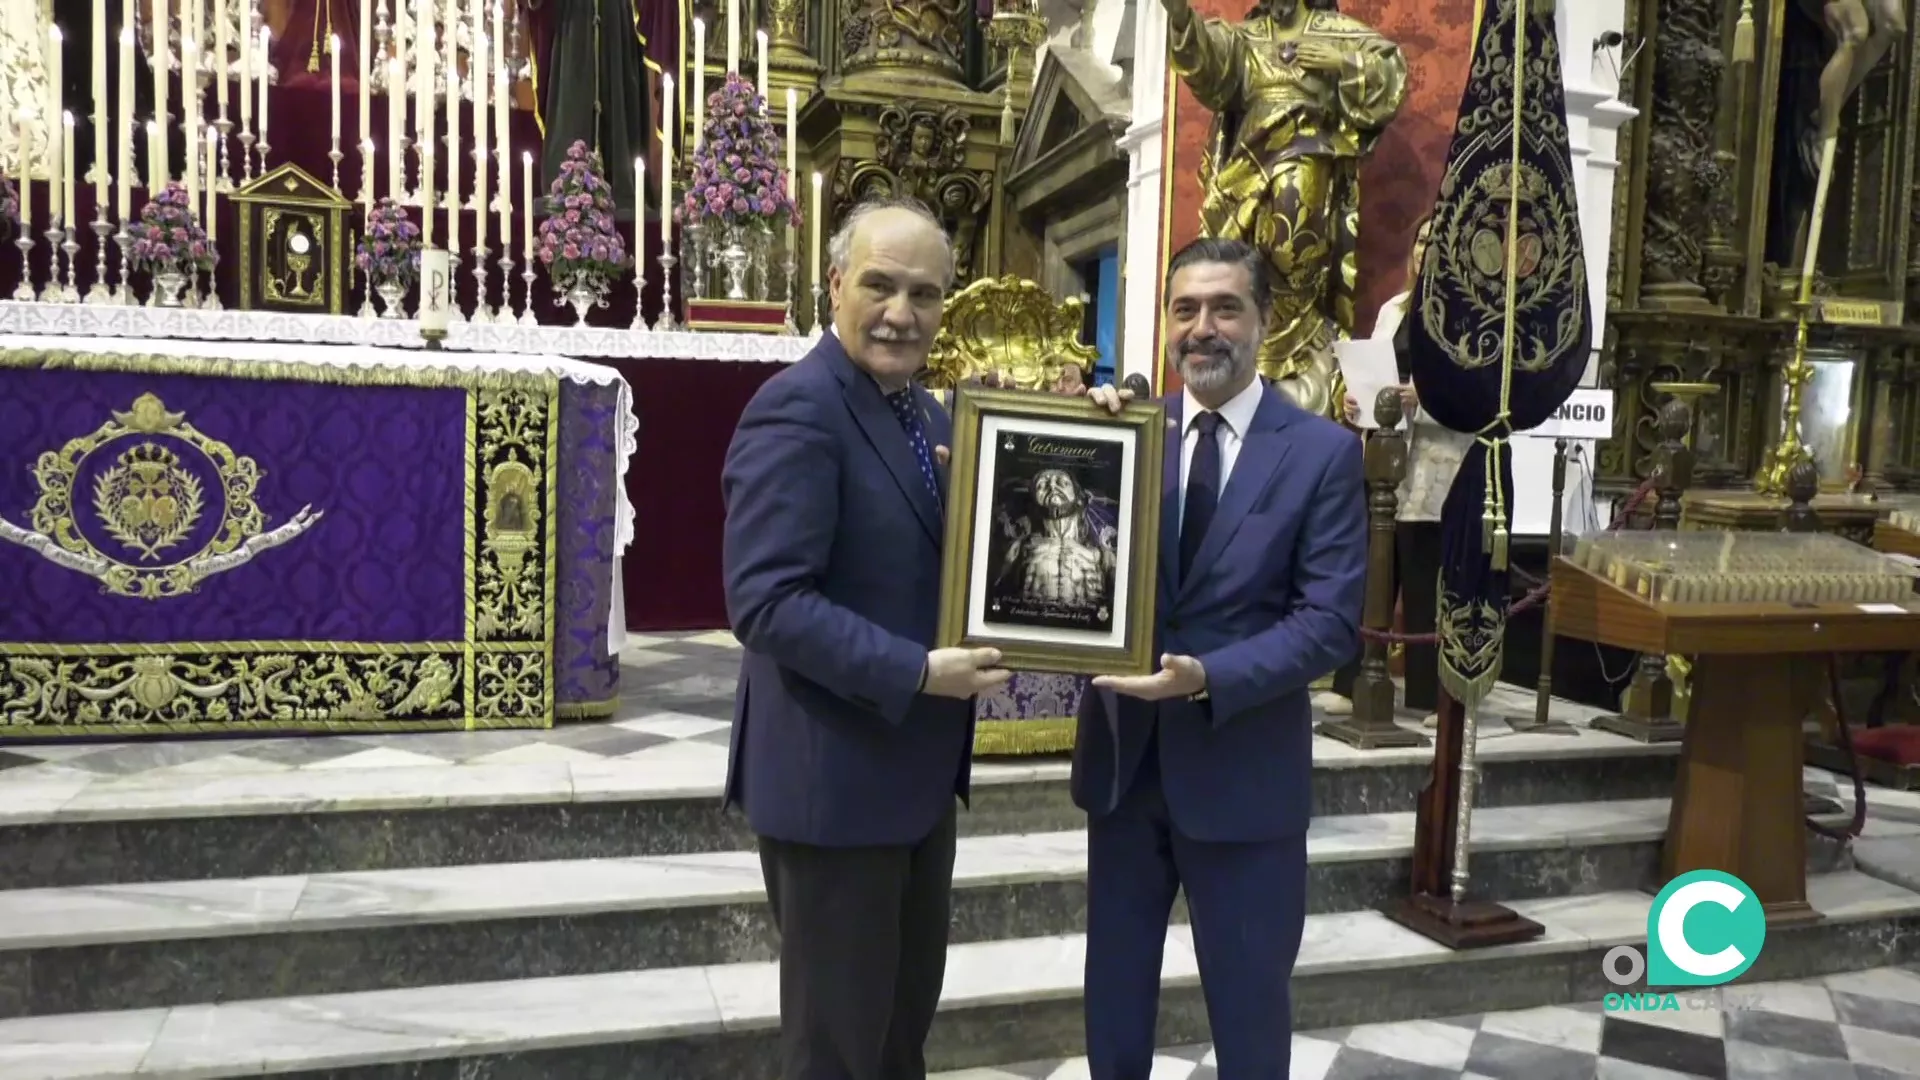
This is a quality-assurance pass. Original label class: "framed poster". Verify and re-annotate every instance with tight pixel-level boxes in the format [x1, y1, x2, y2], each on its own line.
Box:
[937, 387, 1166, 676]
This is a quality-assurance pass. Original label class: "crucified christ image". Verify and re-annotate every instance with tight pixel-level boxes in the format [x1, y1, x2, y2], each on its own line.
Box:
[995, 468, 1117, 617]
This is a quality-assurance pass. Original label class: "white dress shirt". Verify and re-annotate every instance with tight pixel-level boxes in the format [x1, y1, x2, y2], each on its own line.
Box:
[1178, 377, 1266, 529]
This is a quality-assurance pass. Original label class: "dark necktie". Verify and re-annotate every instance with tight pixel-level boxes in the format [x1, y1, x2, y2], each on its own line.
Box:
[1181, 410, 1223, 577]
[886, 389, 942, 502]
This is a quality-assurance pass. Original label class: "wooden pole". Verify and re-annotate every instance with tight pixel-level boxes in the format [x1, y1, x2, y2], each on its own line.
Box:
[1518, 438, 1578, 733]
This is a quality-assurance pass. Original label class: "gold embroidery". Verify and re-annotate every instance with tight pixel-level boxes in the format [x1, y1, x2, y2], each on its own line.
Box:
[1435, 585, 1506, 705]
[475, 651, 548, 721]
[0, 393, 322, 599]
[475, 389, 550, 641]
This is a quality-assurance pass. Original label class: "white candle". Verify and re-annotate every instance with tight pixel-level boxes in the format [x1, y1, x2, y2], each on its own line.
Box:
[357, 0, 371, 150]
[16, 116, 30, 238]
[152, 0, 168, 182]
[117, 21, 133, 218]
[237, 0, 251, 140]
[444, 22, 459, 261]
[756, 30, 767, 104]
[416, 0, 434, 196]
[633, 155, 644, 254]
[185, 101, 198, 219]
[91, 0, 107, 208]
[145, 119, 159, 197]
[473, 36, 489, 254]
[387, 56, 404, 200]
[809, 171, 821, 285]
[215, 0, 229, 117]
[257, 29, 270, 156]
[61, 111, 75, 228]
[205, 125, 218, 240]
[659, 72, 673, 246]
[329, 32, 340, 144]
[494, 62, 509, 240]
[725, 0, 738, 74]
[181, 31, 198, 173]
[691, 19, 705, 149]
[45, 26, 61, 223]
[521, 149, 533, 259]
[361, 137, 375, 214]
[785, 88, 796, 181]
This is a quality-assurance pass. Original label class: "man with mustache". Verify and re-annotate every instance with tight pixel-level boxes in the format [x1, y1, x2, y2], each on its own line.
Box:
[721, 197, 1010, 1080]
[1076, 236, 1367, 1078]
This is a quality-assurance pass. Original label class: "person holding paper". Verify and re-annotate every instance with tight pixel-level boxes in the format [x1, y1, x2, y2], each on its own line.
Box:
[1322, 218, 1464, 724]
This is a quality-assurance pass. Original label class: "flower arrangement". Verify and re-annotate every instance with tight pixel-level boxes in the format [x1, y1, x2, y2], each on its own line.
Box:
[355, 198, 423, 286]
[536, 140, 629, 289]
[127, 183, 214, 271]
[679, 72, 799, 233]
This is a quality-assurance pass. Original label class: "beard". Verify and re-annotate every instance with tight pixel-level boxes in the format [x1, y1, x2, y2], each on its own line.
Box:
[1171, 335, 1256, 396]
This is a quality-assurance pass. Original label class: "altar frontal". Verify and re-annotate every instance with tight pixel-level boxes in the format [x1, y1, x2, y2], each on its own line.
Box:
[0, 341, 624, 738]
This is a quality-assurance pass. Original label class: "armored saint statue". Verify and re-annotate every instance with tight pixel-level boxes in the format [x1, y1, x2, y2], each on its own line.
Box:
[1163, 0, 1407, 417]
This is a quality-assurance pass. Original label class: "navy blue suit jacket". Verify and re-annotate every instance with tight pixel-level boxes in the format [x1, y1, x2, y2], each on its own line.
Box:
[721, 334, 973, 847]
[1071, 383, 1366, 842]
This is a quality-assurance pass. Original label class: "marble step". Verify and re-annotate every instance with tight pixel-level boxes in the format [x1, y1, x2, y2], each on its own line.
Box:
[5, 869, 1914, 1080]
[0, 798, 1877, 1020]
[0, 722, 1678, 890]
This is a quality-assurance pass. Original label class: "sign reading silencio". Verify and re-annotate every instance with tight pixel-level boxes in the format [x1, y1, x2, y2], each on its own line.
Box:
[1520, 387, 1615, 441]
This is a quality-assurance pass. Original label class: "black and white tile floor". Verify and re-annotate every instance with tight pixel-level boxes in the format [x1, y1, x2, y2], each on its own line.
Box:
[938, 965, 1920, 1079]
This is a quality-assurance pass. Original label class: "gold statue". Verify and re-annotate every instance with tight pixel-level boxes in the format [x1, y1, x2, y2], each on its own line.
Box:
[1163, 0, 1408, 417]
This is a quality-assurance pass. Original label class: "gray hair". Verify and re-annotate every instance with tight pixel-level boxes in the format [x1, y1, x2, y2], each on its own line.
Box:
[826, 195, 955, 284]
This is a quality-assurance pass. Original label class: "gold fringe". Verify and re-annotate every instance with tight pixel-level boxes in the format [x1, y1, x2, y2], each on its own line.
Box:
[4, 640, 541, 655]
[2, 348, 561, 393]
[973, 717, 1076, 756]
[555, 698, 620, 722]
[1732, 1, 1754, 64]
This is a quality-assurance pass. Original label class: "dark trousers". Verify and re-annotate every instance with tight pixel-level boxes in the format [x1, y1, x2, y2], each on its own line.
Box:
[1333, 520, 1443, 712]
[757, 805, 958, 1080]
[1084, 745, 1308, 1080]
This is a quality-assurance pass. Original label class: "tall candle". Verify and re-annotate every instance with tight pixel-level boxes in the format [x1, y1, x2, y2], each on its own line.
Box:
[46, 27, 62, 225]
[494, 62, 509, 239]
[725, 0, 738, 74]
[473, 36, 489, 253]
[116, 22, 132, 218]
[329, 32, 340, 144]
[146, 119, 159, 196]
[185, 100, 198, 218]
[444, 22, 459, 262]
[659, 73, 673, 245]
[691, 19, 705, 149]
[416, 0, 434, 193]
[181, 30, 198, 170]
[633, 155, 644, 256]
[151, 0, 168, 182]
[357, 0, 372, 159]
[91, 0, 107, 209]
[756, 30, 767, 104]
[257, 29, 270, 156]
[16, 116, 30, 238]
[215, 0, 229, 116]
[205, 125, 218, 239]
[387, 56, 404, 199]
[784, 88, 796, 182]
[61, 111, 75, 228]
[809, 171, 821, 286]
[361, 138, 375, 214]
[237, 0, 251, 140]
[521, 149, 533, 259]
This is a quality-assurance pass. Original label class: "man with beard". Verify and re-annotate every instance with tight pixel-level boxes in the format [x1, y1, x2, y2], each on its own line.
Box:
[997, 467, 1117, 616]
[1073, 236, 1366, 1078]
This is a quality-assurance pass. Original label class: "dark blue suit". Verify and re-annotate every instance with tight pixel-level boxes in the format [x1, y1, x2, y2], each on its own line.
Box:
[721, 332, 971, 1080]
[1073, 383, 1366, 1079]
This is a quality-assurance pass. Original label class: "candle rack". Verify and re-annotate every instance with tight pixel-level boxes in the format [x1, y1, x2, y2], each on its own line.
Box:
[88, 216, 114, 304]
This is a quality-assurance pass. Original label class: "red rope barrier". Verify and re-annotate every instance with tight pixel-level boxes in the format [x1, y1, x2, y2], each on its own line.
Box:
[1356, 474, 1659, 647]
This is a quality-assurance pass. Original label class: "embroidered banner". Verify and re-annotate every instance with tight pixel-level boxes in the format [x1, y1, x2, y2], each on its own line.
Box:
[0, 349, 618, 736]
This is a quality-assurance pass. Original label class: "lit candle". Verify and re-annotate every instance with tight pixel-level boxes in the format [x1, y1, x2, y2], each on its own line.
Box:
[91, 0, 107, 209]
[62, 111, 75, 229]
[205, 125, 218, 241]
[257, 29, 270, 159]
[45, 26, 61, 223]
[387, 56, 404, 200]
[756, 29, 767, 104]
[521, 149, 533, 260]
[117, 22, 132, 219]
[809, 170, 822, 287]
[330, 32, 340, 146]
[725, 0, 738, 74]
[633, 154, 645, 254]
[691, 19, 705, 149]
[237, 0, 251, 144]
[151, 0, 168, 182]
[659, 72, 673, 246]
[215, 0, 229, 119]
[358, 0, 371, 154]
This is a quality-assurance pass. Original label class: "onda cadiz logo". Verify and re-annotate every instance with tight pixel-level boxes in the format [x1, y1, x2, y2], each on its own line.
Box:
[1603, 871, 1766, 1010]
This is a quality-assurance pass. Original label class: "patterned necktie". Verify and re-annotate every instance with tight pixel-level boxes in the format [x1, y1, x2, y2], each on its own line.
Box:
[887, 389, 942, 502]
[1181, 410, 1223, 577]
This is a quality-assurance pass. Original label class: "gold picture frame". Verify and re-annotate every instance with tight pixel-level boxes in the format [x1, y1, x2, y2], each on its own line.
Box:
[938, 387, 1166, 677]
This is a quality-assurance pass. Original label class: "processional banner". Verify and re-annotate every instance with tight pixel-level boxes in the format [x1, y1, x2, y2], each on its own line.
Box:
[0, 348, 572, 736]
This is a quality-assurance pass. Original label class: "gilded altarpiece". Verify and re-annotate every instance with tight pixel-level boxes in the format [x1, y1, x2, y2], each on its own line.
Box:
[0, 350, 625, 737]
[1603, 0, 1920, 497]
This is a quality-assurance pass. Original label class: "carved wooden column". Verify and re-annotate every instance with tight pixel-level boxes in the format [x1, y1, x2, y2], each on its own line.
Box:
[1633, 0, 1726, 313]
[1320, 390, 1427, 750]
[1595, 399, 1692, 744]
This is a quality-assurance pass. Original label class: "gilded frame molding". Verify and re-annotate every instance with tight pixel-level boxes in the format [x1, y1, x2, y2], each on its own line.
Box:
[937, 387, 1165, 678]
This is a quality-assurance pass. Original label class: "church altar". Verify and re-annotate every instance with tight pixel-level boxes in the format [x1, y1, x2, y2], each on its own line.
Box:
[0, 333, 636, 737]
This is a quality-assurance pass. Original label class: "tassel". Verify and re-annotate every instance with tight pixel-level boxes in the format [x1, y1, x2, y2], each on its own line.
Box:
[1492, 526, 1509, 572]
[1733, 0, 1755, 65]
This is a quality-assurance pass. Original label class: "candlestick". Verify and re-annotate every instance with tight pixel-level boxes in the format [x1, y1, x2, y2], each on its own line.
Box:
[203, 126, 223, 309]
[444, 20, 460, 271]
[520, 148, 533, 268]
[258, 29, 273, 171]
[117, 16, 134, 209]
[13, 112, 33, 301]
[783, 241, 798, 335]
[726, 0, 739, 74]
[660, 72, 675, 247]
[90, 215, 116, 303]
[471, 232, 492, 323]
[239, 0, 253, 163]
[756, 29, 768, 105]
[519, 258, 536, 325]
[46, 25, 63, 233]
[91, 0, 108, 211]
[692, 19, 705, 149]
[330, 31, 341, 156]
[809, 169, 822, 289]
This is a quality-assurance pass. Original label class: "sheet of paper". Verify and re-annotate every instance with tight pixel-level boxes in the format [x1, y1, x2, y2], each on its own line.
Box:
[1333, 338, 1403, 430]
[1857, 603, 1912, 614]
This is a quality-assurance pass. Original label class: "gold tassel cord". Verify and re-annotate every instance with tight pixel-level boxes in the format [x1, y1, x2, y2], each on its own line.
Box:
[1733, 0, 1756, 66]
[1475, 0, 1529, 574]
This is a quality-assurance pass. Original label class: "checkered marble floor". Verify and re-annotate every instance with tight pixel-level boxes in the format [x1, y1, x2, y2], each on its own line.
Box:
[937, 966, 1920, 1079]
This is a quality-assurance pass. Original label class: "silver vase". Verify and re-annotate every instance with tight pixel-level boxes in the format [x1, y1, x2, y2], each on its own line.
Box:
[375, 279, 409, 318]
[563, 273, 608, 325]
[719, 224, 750, 301]
[151, 265, 187, 308]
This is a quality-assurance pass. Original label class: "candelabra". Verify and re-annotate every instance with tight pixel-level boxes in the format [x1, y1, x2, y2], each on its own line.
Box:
[782, 250, 799, 335]
[655, 250, 679, 332]
[809, 281, 825, 339]
[115, 227, 135, 304]
[217, 119, 235, 189]
[471, 244, 492, 322]
[12, 234, 33, 301]
[519, 261, 537, 324]
[88, 215, 114, 304]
